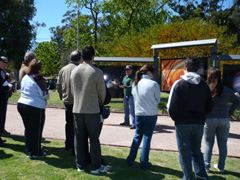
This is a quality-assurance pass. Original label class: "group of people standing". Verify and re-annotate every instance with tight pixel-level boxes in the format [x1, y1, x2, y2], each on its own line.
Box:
[56, 47, 161, 173]
[1, 49, 239, 178]
[167, 56, 240, 180]
[57, 46, 110, 174]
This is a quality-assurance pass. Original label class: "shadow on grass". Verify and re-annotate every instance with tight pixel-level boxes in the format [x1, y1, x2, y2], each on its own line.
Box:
[0, 150, 13, 159]
[209, 170, 240, 180]
[97, 155, 183, 180]
[39, 146, 76, 169]
[2, 135, 26, 154]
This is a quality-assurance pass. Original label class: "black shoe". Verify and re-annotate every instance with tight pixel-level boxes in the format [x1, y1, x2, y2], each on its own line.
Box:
[0, 138, 6, 143]
[130, 126, 136, 129]
[65, 146, 72, 150]
[0, 142, 7, 147]
[120, 123, 129, 126]
[2, 130, 10, 137]
[141, 162, 152, 170]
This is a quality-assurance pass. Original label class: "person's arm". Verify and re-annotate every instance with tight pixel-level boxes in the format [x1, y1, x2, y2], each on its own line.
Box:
[19, 67, 27, 84]
[167, 80, 181, 120]
[97, 72, 106, 104]
[205, 86, 213, 115]
[56, 70, 63, 100]
[36, 79, 49, 101]
[124, 77, 133, 88]
[154, 82, 161, 104]
[104, 86, 112, 105]
[0, 70, 10, 92]
[228, 90, 240, 116]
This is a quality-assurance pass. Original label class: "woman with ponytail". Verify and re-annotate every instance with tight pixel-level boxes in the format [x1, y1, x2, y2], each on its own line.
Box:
[204, 68, 240, 172]
[127, 64, 160, 170]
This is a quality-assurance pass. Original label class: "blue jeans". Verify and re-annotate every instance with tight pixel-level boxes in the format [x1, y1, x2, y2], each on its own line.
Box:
[204, 118, 230, 171]
[123, 96, 135, 126]
[127, 115, 157, 169]
[175, 125, 208, 180]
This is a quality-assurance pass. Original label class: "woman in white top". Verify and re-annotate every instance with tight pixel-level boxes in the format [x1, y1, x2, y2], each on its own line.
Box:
[17, 59, 49, 159]
[127, 64, 160, 170]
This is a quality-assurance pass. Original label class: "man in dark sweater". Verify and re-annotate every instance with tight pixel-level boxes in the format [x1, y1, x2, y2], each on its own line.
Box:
[0, 57, 12, 146]
[167, 56, 213, 180]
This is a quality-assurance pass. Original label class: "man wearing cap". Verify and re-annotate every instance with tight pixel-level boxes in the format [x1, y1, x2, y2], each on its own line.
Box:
[114, 65, 136, 129]
[56, 50, 82, 153]
[0, 56, 12, 146]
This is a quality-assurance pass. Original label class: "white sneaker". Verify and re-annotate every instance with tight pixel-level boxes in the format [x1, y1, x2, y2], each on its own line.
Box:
[77, 168, 85, 172]
[91, 165, 110, 174]
[214, 164, 224, 173]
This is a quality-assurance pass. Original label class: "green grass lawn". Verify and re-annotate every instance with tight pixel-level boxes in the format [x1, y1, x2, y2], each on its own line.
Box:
[1, 136, 240, 180]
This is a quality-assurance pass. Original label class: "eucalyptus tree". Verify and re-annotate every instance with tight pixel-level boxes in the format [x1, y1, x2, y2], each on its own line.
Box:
[66, 0, 103, 49]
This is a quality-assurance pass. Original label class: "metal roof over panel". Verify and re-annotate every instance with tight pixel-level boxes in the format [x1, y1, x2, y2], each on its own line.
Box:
[218, 55, 240, 60]
[151, 39, 218, 50]
[94, 57, 154, 62]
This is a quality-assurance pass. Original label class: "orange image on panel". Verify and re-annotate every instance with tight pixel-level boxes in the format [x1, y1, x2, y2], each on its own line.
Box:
[161, 59, 185, 91]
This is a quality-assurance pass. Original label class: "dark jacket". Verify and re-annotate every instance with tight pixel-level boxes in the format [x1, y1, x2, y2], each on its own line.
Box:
[207, 86, 240, 119]
[167, 72, 213, 125]
[0, 68, 10, 94]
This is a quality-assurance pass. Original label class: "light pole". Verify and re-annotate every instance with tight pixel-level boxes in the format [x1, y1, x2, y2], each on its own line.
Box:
[75, 4, 80, 50]
[77, 5, 80, 50]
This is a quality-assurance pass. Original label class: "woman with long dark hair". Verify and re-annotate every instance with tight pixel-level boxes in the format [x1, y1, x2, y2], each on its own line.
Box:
[127, 64, 160, 170]
[204, 68, 240, 172]
[17, 59, 49, 159]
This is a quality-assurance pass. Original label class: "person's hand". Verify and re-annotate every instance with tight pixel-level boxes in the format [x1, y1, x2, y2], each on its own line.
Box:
[8, 86, 12, 91]
[119, 85, 125, 89]
[111, 80, 117, 85]
[6, 73, 12, 81]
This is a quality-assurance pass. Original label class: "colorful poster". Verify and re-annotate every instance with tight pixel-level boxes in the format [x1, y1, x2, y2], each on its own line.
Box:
[161, 59, 185, 91]
[222, 64, 240, 92]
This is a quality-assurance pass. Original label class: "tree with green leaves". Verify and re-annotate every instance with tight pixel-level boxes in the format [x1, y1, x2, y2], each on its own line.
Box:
[34, 42, 60, 76]
[164, 0, 227, 20]
[49, 8, 94, 67]
[66, 0, 102, 49]
[0, 0, 37, 78]
[165, 0, 240, 48]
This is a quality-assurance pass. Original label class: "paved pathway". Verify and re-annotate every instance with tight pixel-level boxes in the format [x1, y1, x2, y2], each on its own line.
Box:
[5, 104, 240, 158]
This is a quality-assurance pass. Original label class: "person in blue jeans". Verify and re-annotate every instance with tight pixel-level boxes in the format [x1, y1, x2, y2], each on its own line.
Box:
[167, 56, 213, 180]
[112, 65, 135, 129]
[204, 68, 240, 173]
[127, 64, 160, 170]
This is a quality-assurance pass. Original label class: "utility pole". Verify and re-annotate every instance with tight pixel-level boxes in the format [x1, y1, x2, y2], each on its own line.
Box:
[76, 4, 80, 50]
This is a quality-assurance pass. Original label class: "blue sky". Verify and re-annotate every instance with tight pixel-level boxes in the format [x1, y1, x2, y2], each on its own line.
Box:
[33, 0, 72, 42]
[33, 0, 233, 43]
